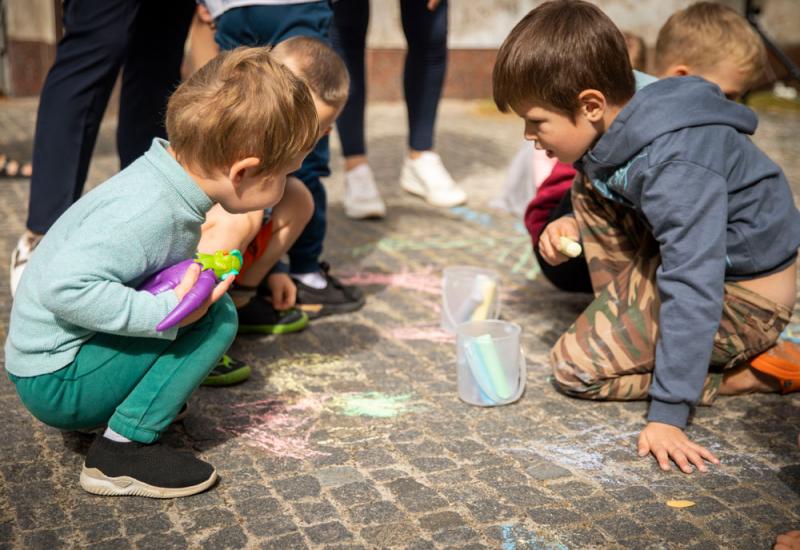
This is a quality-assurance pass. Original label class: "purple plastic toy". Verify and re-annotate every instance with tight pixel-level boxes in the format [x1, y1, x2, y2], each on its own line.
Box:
[139, 250, 243, 332]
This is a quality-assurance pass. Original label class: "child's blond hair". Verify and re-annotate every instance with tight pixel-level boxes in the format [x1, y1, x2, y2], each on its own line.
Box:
[655, 2, 766, 88]
[166, 46, 318, 177]
[271, 36, 350, 110]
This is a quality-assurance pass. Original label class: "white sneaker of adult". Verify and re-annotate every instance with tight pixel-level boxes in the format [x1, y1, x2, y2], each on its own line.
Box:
[400, 151, 467, 208]
[10, 232, 42, 297]
[343, 164, 386, 219]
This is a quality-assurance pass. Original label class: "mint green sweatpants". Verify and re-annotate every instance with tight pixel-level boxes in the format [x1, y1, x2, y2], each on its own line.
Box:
[9, 295, 237, 443]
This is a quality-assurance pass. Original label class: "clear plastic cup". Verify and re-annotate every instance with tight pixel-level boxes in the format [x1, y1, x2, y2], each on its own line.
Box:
[456, 320, 526, 407]
[441, 266, 501, 332]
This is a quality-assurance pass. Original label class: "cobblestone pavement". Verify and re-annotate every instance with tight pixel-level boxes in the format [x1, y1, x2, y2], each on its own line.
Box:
[0, 95, 799, 549]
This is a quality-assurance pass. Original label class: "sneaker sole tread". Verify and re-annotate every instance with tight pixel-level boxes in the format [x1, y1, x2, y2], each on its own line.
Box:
[80, 466, 217, 498]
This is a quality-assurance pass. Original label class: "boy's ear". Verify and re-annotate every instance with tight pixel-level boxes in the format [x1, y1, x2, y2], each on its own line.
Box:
[228, 157, 261, 185]
[662, 64, 691, 78]
[577, 89, 607, 123]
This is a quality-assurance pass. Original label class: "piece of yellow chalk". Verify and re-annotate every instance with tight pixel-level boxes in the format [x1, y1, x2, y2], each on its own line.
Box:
[470, 278, 497, 321]
[666, 499, 695, 508]
[558, 236, 582, 258]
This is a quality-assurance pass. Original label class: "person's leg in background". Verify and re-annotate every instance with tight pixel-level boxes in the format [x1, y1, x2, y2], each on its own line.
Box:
[398, 0, 466, 208]
[12, 0, 141, 296]
[330, 0, 387, 220]
[117, 0, 195, 168]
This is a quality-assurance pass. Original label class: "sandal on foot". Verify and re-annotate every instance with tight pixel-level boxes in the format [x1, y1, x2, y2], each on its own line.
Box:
[750, 340, 800, 393]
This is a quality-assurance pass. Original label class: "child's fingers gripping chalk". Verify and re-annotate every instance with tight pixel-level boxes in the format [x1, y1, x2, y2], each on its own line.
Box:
[557, 236, 582, 258]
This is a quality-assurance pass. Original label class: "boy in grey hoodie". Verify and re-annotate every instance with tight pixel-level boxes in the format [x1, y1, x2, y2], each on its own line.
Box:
[493, 0, 800, 474]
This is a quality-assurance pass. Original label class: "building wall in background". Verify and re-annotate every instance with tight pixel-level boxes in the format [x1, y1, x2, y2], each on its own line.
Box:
[3, 0, 58, 96]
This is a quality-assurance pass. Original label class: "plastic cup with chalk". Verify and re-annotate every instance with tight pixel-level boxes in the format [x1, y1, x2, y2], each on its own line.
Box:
[456, 320, 526, 407]
[441, 266, 501, 332]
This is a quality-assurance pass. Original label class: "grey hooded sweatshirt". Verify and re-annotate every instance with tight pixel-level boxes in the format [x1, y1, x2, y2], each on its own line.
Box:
[575, 76, 800, 428]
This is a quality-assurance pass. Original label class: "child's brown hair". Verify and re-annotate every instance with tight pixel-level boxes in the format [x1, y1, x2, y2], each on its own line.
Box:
[166, 46, 318, 177]
[271, 36, 350, 110]
[493, 0, 635, 115]
[655, 2, 766, 88]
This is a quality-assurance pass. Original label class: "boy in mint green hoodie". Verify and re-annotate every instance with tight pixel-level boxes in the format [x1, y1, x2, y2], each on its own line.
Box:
[4, 47, 318, 498]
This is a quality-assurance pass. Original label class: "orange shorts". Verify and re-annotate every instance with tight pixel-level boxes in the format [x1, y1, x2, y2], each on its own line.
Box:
[239, 220, 273, 277]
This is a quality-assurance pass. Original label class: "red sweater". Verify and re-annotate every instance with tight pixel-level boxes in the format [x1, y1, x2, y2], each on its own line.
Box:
[523, 161, 576, 247]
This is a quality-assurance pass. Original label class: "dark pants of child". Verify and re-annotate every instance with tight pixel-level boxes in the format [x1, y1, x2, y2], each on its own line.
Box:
[26, 0, 195, 235]
[550, 175, 791, 404]
[215, 2, 332, 275]
[533, 192, 593, 294]
[330, 0, 448, 155]
[8, 297, 237, 443]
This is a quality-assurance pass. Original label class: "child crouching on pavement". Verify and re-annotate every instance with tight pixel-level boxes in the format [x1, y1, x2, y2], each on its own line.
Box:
[494, 0, 800, 473]
[4, 47, 317, 497]
[197, 37, 350, 385]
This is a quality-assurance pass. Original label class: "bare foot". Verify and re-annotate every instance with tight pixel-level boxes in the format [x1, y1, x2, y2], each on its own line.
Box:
[719, 365, 780, 395]
[775, 530, 800, 550]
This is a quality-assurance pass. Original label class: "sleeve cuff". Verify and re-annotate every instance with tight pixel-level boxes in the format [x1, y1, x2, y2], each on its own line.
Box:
[647, 399, 691, 428]
[269, 260, 289, 275]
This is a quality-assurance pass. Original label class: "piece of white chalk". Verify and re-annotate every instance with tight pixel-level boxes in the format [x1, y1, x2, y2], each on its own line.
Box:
[558, 236, 582, 258]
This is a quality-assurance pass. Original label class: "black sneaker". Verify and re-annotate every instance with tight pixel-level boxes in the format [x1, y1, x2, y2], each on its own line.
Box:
[290, 262, 365, 319]
[237, 296, 309, 334]
[80, 436, 217, 498]
[202, 354, 251, 387]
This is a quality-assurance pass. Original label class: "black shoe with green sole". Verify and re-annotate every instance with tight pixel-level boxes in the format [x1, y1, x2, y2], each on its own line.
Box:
[202, 355, 251, 387]
[236, 296, 309, 334]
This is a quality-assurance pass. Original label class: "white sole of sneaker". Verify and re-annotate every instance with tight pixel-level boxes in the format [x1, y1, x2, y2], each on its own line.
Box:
[344, 204, 386, 219]
[400, 172, 467, 208]
[80, 466, 217, 498]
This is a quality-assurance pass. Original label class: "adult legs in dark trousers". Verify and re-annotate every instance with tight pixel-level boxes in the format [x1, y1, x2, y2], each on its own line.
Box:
[215, 2, 365, 319]
[10, 0, 194, 296]
[331, 0, 465, 220]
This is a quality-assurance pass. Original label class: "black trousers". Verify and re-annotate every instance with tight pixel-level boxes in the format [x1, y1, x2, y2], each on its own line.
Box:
[27, 0, 195, 234]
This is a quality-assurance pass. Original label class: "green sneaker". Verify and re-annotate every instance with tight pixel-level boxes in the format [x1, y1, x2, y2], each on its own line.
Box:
[202, 355, 251, 387]
[236, 296, 309, 335]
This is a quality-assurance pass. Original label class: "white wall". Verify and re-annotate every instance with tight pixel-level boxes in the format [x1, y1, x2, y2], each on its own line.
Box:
[366, 0, 800, 49]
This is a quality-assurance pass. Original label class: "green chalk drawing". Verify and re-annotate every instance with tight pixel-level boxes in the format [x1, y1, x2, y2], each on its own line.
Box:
[331, 392, 418, 418]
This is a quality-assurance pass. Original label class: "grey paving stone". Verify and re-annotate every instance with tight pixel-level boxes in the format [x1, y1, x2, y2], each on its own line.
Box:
[385, 478, 448, 512]
[303, 521, 353, 544]
[347, 501, 405, 525]
[272, 475, 321, 500]
[329, 482, 382, 506]
[292, 500, 339, 525]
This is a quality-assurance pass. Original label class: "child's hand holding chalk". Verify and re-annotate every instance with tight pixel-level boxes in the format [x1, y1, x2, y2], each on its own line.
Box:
[557, 236, 582, 258]
[538, 216, 581, 266]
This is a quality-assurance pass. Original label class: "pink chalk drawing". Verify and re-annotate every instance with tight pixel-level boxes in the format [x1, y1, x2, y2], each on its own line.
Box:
[338, 267, 442, 295]
[219, 397, 330, 459]
[383, 324, 455, 343]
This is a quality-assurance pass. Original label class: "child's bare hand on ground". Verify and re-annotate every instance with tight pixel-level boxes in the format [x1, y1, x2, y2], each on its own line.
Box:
[775, 530, 800, 550]
[267, 273, 296, 311]
[539, 216, 580, 266]
[174, 263, 235, 328]
[638, 422, 720, 474]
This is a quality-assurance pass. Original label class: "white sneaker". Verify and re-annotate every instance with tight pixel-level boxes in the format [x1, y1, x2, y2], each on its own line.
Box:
[400, 152, 467, 208]
[343, 164, 386, 219]
[10, 232, 42, 297]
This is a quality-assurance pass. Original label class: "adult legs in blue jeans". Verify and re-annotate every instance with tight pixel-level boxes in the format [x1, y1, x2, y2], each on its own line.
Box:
[331, 0, 465, 215]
